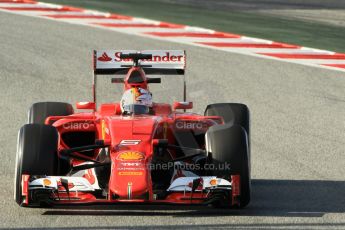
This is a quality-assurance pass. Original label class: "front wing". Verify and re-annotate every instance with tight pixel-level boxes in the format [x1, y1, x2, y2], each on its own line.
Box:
[22, 174, 241, 207]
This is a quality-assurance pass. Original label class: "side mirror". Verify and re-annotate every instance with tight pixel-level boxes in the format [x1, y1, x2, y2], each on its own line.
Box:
[173, 101, 193, 110]
[76, 102, 96, 110]
[152, 139, 168, 147]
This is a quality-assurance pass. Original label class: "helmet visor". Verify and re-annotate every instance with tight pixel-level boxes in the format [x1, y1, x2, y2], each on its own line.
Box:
[123, 104, 150, 115]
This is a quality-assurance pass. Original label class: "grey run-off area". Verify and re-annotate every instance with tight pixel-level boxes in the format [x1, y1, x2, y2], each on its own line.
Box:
[169, 0, 345, 27]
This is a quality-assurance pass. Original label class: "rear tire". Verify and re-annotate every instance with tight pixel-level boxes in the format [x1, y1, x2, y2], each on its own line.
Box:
[28, 102, 74, 124]
[28, 102, 73, 174]
[14, 124, 59, 206]
[205, 103, 250, 157]
[204, 103, 249, 132]
[205, 124, 251, 208]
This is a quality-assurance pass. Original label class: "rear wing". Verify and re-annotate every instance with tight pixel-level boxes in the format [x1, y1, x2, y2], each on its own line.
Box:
[92, 50, 187, 105]
[93, 50, 186, 75]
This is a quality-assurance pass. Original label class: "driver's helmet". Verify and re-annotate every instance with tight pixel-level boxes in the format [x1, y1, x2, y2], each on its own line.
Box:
[120, 87, 153, 114]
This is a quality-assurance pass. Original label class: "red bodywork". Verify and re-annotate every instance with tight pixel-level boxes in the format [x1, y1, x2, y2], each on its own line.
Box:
[22, 58, 241, 206]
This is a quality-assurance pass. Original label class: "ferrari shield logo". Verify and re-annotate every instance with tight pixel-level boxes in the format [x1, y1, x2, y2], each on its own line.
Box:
[117, 151, 145, 161]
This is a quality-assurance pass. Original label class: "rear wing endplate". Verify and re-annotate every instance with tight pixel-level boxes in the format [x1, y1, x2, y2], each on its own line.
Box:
[93, 50, 186, 75]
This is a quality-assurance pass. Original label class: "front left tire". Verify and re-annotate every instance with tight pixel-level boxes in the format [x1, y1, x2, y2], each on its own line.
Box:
[14, 124, 59, 206]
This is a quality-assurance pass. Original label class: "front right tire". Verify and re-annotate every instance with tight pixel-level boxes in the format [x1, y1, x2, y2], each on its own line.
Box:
[206, 124, 250, 208]
[28, 102, 74, 124]
[205, 103, 251, 208]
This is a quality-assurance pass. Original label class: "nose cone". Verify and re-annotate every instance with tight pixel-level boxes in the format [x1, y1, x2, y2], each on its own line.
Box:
[109, 151, 150, 200]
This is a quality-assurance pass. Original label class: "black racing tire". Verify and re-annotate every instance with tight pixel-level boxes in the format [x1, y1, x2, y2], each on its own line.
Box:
[28, 102, 74, 124]
[204, 103, 250, 156]
[204, 103, 250, 132]
[14, 124, 59, 206]
[205, 124, 251, 208]
[27, 102, 73, 175]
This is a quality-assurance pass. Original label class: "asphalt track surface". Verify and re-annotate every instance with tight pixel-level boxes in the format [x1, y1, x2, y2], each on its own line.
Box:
[0, 11, 345, 230]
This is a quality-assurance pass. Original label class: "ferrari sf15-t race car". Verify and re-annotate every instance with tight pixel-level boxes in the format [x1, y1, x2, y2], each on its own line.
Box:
[14, 50, 251, 208]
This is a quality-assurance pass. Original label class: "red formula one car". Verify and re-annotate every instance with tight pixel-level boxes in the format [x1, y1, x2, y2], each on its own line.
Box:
[14, 50, 251, 208]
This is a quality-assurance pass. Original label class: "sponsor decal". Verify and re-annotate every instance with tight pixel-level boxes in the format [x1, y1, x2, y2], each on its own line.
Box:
[117, 151, 145, 161]
[118, 172, 143, 176]
[114, 52, 183, 62]
[98, 52, 112, 62]
[117, 161, 145, 171]
[62, 121, 95, 130]
[120, 140, 141, 146]
[43, 179, 52, 186]
[209, 178, 218, 186]
[101, 120, 106, 140]
[175, 121, 209, 130]
[119, 162, 142, 167]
